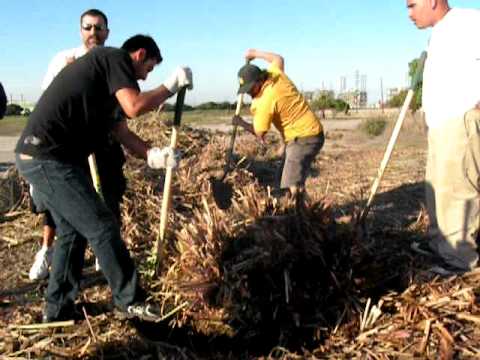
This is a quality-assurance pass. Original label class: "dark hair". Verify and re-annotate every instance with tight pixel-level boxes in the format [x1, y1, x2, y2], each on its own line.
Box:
[121, 35, 162, 63]
[260, 69, 269, 82]
[80, 9, 108, 28]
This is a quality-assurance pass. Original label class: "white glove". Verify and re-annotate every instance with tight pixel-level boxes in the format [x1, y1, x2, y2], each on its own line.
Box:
[147, 147, 179, 169]
[163, 66, 193, 94]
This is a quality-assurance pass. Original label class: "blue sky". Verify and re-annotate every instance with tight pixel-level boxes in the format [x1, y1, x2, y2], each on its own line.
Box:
[0, 0, 476, 106]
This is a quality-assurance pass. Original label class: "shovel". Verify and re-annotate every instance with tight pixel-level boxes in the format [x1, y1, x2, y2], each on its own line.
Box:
[356, 51, 427, 237]
[88, 154, 104, 201]
[156, 86, 188, 266]
[210, 92, 245, 209]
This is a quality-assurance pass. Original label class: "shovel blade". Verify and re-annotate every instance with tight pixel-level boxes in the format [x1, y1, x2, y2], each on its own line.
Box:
[210, 177, 233, 210]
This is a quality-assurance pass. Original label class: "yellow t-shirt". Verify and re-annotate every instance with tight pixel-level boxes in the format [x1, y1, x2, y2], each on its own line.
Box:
[251, 64, 323, 143]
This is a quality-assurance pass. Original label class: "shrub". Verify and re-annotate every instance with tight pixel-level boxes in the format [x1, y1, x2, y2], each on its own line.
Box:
[5, 104, 23, 116]
[360, 117, 387, 137]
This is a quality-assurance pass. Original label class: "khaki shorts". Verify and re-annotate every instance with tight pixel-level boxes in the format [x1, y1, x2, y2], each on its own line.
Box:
[280, 133, 324, 189]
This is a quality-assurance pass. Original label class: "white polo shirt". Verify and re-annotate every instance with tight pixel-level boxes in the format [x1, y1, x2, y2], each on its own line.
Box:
[41, 46, 87, 90]
[422, 8, 480, 129]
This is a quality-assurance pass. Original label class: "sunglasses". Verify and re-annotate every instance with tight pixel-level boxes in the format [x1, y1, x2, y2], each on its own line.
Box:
[81, 24, 107, 31]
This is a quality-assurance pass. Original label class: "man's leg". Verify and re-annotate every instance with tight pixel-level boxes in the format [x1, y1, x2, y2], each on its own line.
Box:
[44, 219, 87, 320]
[426, 112, 480, 271]
[280, 133, 324, 192]
[16, 158, 142, 315]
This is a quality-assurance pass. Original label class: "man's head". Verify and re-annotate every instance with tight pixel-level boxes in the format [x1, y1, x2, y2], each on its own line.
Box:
[121, 35, 162, 81]
[237, 64, 267, 98]
[80, 9, 109, 49]
[406, 0, 450, 29]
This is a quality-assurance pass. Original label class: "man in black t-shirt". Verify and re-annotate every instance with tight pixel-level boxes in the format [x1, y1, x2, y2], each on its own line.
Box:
[15, 34, 193, 322]
[0, 82, 6, 119]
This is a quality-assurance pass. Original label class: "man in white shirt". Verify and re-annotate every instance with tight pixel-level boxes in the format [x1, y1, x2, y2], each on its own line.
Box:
[42, 9, 109, 90]
[29, 9, 112, 281]
[407, 0, 480, 275]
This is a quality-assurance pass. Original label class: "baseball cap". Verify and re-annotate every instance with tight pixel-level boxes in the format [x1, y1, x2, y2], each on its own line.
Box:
[237, 64, 262, 94]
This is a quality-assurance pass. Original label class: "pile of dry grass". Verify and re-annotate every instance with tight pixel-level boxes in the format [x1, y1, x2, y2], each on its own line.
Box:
[0, 166, 24, 215]
[124, 113, 351, 344]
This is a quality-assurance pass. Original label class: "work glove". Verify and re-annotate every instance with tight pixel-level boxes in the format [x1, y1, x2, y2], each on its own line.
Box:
[163, 66, 193, 94]
[147, 147, 180, 169]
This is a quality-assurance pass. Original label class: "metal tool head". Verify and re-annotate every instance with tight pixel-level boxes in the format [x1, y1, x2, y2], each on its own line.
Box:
[173, 87, 187, 126]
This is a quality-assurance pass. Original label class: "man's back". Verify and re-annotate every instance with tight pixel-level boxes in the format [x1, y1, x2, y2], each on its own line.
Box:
[16, 47, 138, 163]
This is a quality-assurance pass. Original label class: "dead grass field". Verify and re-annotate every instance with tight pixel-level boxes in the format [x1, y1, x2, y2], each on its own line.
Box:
[2, 110, 479, 359]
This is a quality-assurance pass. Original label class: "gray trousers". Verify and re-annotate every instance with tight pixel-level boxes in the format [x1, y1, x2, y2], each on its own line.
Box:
[426, 109, 480, 270]
[279, 133, 324, 189]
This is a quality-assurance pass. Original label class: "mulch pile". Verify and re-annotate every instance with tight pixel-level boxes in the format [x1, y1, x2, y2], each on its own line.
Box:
[1, 112, 480, 359]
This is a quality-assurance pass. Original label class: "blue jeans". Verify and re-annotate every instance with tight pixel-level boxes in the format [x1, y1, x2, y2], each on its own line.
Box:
[16, 155, 142, 318]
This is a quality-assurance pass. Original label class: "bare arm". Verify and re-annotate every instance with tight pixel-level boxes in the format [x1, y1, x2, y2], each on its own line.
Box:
[115, 85, 172, 119]
[232, 115, 267, 142]
[111, 120, 150, 159]
[245, 49, 284, 71]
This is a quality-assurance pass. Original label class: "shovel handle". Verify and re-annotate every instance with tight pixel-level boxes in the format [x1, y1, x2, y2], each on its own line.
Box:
[223, 93, 245, 176]
[360, 51, 427, 223]
[158, 87, 187, 255]
[88, 154, 104, 202]
[223, 59, 251, 176]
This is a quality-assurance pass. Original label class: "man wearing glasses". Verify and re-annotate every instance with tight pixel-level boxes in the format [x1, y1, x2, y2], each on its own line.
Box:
[29, 9, 116, 281]
[42, 9, 110, 89]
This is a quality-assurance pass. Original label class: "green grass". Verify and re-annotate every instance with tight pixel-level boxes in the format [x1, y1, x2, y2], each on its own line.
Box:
[0, 116, 28, 136]
[359, 117, 387, 137]
[163, 109, 249, 125]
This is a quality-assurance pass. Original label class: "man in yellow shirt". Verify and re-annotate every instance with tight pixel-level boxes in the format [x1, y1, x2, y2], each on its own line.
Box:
[232, 49, 324, 198]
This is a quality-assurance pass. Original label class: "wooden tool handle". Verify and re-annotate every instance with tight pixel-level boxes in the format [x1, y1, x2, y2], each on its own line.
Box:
[158, 87, 187, 252]
[360, 51, 427, 222]
[88, 154, 104, 201]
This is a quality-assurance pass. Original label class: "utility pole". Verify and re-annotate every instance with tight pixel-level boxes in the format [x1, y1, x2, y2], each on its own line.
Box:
[380, 78, 384, 113]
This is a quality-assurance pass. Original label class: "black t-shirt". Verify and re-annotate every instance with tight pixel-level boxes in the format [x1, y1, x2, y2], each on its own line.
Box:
[0, 82, 6, 119]
[15, 47, 139, 164]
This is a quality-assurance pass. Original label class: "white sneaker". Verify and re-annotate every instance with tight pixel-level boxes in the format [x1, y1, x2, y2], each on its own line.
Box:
[95, 258, 101, 271]
[29, 247, 53, 280]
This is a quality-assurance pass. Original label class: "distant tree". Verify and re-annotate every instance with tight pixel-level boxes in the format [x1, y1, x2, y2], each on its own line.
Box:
[387, 89, 408, 108]
[408, 56, 423, 112]
[195, 101, 234, 110]
[5, 103, 23, 116]
[333, 99, 349, 114]
[163, 103, 193, 112]
[311, 93, 336, 119]
[385, 55, 424, 111]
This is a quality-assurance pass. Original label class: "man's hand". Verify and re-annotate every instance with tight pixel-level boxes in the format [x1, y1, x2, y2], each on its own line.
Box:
[147, 147, 180, 169]
[231, 115, 243, 127]
[245, 49, 257, 62]
[66, 56, 76, 65]
[163, 66, 193, 95]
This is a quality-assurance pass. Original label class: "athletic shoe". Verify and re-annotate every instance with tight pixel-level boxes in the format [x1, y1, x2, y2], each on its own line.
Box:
[29, 247, 54, 281]
[116, 302, 162, 322]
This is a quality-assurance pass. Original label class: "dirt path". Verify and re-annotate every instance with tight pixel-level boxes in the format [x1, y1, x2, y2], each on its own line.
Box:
[0, 136, 18, 172]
